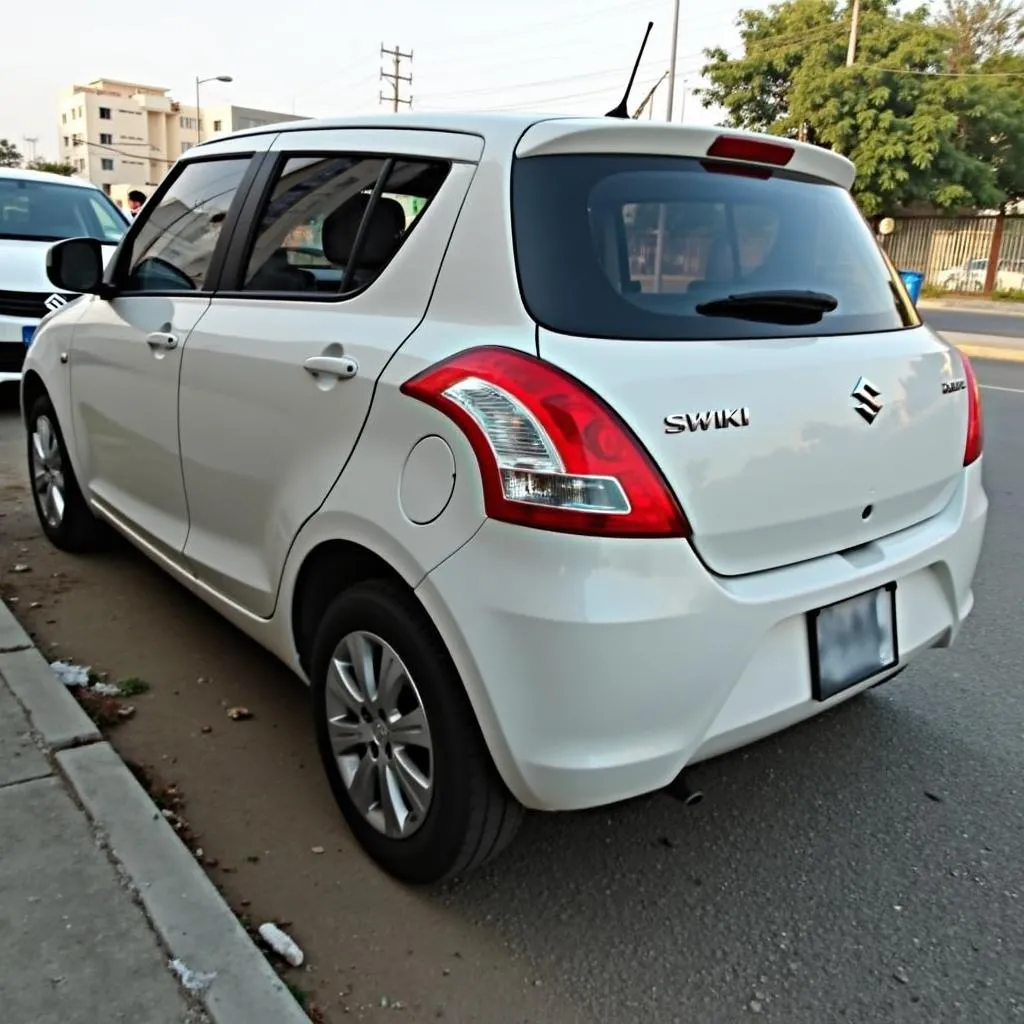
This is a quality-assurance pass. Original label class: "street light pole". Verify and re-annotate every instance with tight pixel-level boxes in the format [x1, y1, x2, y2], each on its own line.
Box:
[195, 74, 233, 144]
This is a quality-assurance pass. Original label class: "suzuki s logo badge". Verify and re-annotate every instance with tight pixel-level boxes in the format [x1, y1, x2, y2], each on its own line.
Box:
[942, 378, 966, 395]
[851, 377, 882, 425]
[664, 408, 750, 434]
[44, 293, 69, 313]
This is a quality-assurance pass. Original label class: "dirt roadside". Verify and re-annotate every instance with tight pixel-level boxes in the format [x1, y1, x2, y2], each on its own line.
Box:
[0, 397, 586, 1024]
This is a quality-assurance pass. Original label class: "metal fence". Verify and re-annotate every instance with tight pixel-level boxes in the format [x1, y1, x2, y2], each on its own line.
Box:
[881, 214, 1024, 295]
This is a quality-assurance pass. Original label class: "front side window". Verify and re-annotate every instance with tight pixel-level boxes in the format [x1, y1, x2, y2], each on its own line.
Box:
[238, 154, 448, 297]
[512, 154, 918, 341]
[0, 178, 128, 243]
[124, 157, 251, 293]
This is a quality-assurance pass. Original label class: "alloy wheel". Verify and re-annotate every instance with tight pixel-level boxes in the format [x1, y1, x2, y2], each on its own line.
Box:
[324, 630, 434, 839]
[30, 415, 66, 530]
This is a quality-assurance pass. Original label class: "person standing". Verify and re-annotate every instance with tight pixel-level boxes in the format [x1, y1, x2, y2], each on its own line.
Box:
[126, 190, 147, 218]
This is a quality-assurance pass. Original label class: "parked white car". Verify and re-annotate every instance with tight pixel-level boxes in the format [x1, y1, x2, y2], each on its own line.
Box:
[0, 167, 127, 384]
[934, 256, 1024, 292]
[22, 114, 988, 882]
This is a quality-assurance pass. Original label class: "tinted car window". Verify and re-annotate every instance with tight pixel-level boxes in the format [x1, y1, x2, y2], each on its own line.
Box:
[0, 177, 127, 243]
[125, 158, 251, 292]
[511, 154, 917, 341]
[240, 155, 448, 297]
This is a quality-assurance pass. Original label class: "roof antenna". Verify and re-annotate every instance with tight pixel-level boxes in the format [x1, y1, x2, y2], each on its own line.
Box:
[605, 21, 654, 119]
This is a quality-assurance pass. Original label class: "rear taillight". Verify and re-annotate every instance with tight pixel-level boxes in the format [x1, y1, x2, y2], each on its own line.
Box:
[706, 135, 795, 167]
[400, 347, 690, 538]
[961, 352, 983, 466]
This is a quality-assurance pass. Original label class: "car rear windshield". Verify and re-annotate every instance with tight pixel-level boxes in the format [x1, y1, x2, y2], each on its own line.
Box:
[511, 153, 917, 341]
[0, 178, 127, 244]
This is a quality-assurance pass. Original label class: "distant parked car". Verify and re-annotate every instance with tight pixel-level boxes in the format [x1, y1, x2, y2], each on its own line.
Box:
[0, 167, 128, 384]
[934, 256, 1024, 292]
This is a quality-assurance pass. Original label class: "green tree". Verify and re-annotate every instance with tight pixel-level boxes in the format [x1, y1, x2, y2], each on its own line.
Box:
[700, 0, 1020, 214]
[940, 0, 1024, 69]
[0, 138, 22, 167]
[27, 159, 76, 176]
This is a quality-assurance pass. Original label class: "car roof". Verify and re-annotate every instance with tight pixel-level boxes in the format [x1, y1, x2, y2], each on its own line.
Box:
[196, 111, 855, 190]
[0, 166, 102, 190]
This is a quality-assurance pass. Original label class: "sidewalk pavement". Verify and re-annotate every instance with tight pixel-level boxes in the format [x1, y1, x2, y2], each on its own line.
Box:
[0, 602, 310, 1024]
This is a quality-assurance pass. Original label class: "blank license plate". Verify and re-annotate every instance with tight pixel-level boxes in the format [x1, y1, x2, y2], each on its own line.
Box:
[808, 584, 898, 701]
[22, 325, 35, 345]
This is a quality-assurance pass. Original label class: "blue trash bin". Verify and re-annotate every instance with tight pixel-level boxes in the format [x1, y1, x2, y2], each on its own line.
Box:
[898, 269, 924, 305]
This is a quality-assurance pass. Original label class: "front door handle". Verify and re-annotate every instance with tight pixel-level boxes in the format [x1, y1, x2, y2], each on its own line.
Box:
[146, 331, 178, 351]
[304, 355, 358, 380]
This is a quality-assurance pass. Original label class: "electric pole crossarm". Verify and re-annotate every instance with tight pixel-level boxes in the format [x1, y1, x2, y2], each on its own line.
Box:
[380, 44, 414, 111]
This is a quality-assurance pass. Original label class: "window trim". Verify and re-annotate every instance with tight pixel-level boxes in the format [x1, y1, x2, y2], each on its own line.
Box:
[214, 149, 451, 304]
[104, 151, 267, 298]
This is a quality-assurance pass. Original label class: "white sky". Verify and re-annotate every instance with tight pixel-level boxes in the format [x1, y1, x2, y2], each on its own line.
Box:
[1, 0, 773, 158]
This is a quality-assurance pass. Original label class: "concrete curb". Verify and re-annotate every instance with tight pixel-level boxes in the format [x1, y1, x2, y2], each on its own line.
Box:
[0, 599, 309, 1024]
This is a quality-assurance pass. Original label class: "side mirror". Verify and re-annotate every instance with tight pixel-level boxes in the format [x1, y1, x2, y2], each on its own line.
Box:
[47, 237, 106, 295]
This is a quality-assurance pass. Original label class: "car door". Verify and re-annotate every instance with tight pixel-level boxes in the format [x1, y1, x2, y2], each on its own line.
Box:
[68, 152, 260, 558]
[176, 128, 482, 616]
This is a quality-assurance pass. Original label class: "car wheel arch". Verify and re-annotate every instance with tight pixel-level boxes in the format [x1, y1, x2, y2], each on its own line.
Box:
[291, 539, 413, 676]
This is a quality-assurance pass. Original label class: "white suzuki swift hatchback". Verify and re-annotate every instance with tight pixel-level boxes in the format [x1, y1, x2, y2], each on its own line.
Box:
[23, 113, 987, 883]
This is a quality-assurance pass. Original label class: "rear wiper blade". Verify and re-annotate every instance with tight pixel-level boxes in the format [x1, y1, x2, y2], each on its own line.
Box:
[695, 289, 838, 324]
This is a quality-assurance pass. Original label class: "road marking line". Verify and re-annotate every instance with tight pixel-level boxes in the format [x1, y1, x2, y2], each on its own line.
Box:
[980, 384, 1024, 394]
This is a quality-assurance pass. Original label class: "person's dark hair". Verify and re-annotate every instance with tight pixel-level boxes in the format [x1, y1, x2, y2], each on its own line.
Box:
[128, 190, 146, 204]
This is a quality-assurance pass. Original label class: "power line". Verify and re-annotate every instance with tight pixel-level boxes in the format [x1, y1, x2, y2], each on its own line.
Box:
[380, 44, 413, 111]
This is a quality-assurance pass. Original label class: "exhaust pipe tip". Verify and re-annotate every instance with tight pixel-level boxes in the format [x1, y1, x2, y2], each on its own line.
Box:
[666, 773, 704, 807]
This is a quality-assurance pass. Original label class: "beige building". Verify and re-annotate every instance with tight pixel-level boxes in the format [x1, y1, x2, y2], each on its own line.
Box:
[58, 78, 308, 211]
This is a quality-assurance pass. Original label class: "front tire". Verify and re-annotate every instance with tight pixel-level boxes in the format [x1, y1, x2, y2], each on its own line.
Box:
[26, 394, 106, 553]
[311, 579, 523, 884]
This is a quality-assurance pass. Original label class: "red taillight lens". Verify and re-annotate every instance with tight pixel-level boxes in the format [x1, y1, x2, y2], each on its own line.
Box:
[400, 346, 690, 538]
[706, 135, 795, 167]
[961, 352, 983, 466]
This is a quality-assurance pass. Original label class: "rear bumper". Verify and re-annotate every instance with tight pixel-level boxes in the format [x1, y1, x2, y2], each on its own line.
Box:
[415, 463, 988, 811]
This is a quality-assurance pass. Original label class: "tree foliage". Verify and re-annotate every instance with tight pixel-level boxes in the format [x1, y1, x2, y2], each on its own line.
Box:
[700, 0, 1024, 214]
[27, 159, 76, 176]
[0, 138, 22, 167]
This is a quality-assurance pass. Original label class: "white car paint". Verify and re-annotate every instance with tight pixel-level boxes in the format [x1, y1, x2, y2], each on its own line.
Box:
[0, 167, 125, 384]
[23, 112, 987, 824]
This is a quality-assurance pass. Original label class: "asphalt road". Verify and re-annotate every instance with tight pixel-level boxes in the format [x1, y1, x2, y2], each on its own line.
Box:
[0, 359, 1022, 1023]
[923, 304, 1024, 339]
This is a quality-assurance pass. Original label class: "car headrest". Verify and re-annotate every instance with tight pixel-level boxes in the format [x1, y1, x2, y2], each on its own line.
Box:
[321, 194, 406, 269]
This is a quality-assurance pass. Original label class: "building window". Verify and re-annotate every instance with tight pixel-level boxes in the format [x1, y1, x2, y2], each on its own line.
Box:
[213, 119, 222, 132]
[63, 136, 69, 147]
[99, 133, 113, 145]
[179, 115, 197, 130]
[101, 158, 115, 171]
[99, 107, 112, 120]
[102, 184, 111, 195]
[77, 159, 86, 171]
[62, 113, 67, 125]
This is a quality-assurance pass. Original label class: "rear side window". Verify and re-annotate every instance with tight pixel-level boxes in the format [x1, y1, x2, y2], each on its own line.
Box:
[511, 154, 917, 340]
[239, 155, 449, 298]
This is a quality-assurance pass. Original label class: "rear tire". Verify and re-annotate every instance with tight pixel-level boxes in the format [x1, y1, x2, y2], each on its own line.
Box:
[26, 394, 107, 553]
[311, 578, 523, 884]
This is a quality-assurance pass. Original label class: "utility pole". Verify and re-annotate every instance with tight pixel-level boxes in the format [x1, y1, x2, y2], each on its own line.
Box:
[654, 0, 682, 293]
[23, 136, 38, 162]
[846, 0, 861, 66]
[380, 44, 413, 111]
[665, 0, 681, 120]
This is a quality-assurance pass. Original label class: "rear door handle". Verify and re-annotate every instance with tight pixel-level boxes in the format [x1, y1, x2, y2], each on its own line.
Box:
[146, 331, 178, 351]
[303, 355, 358, 380]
